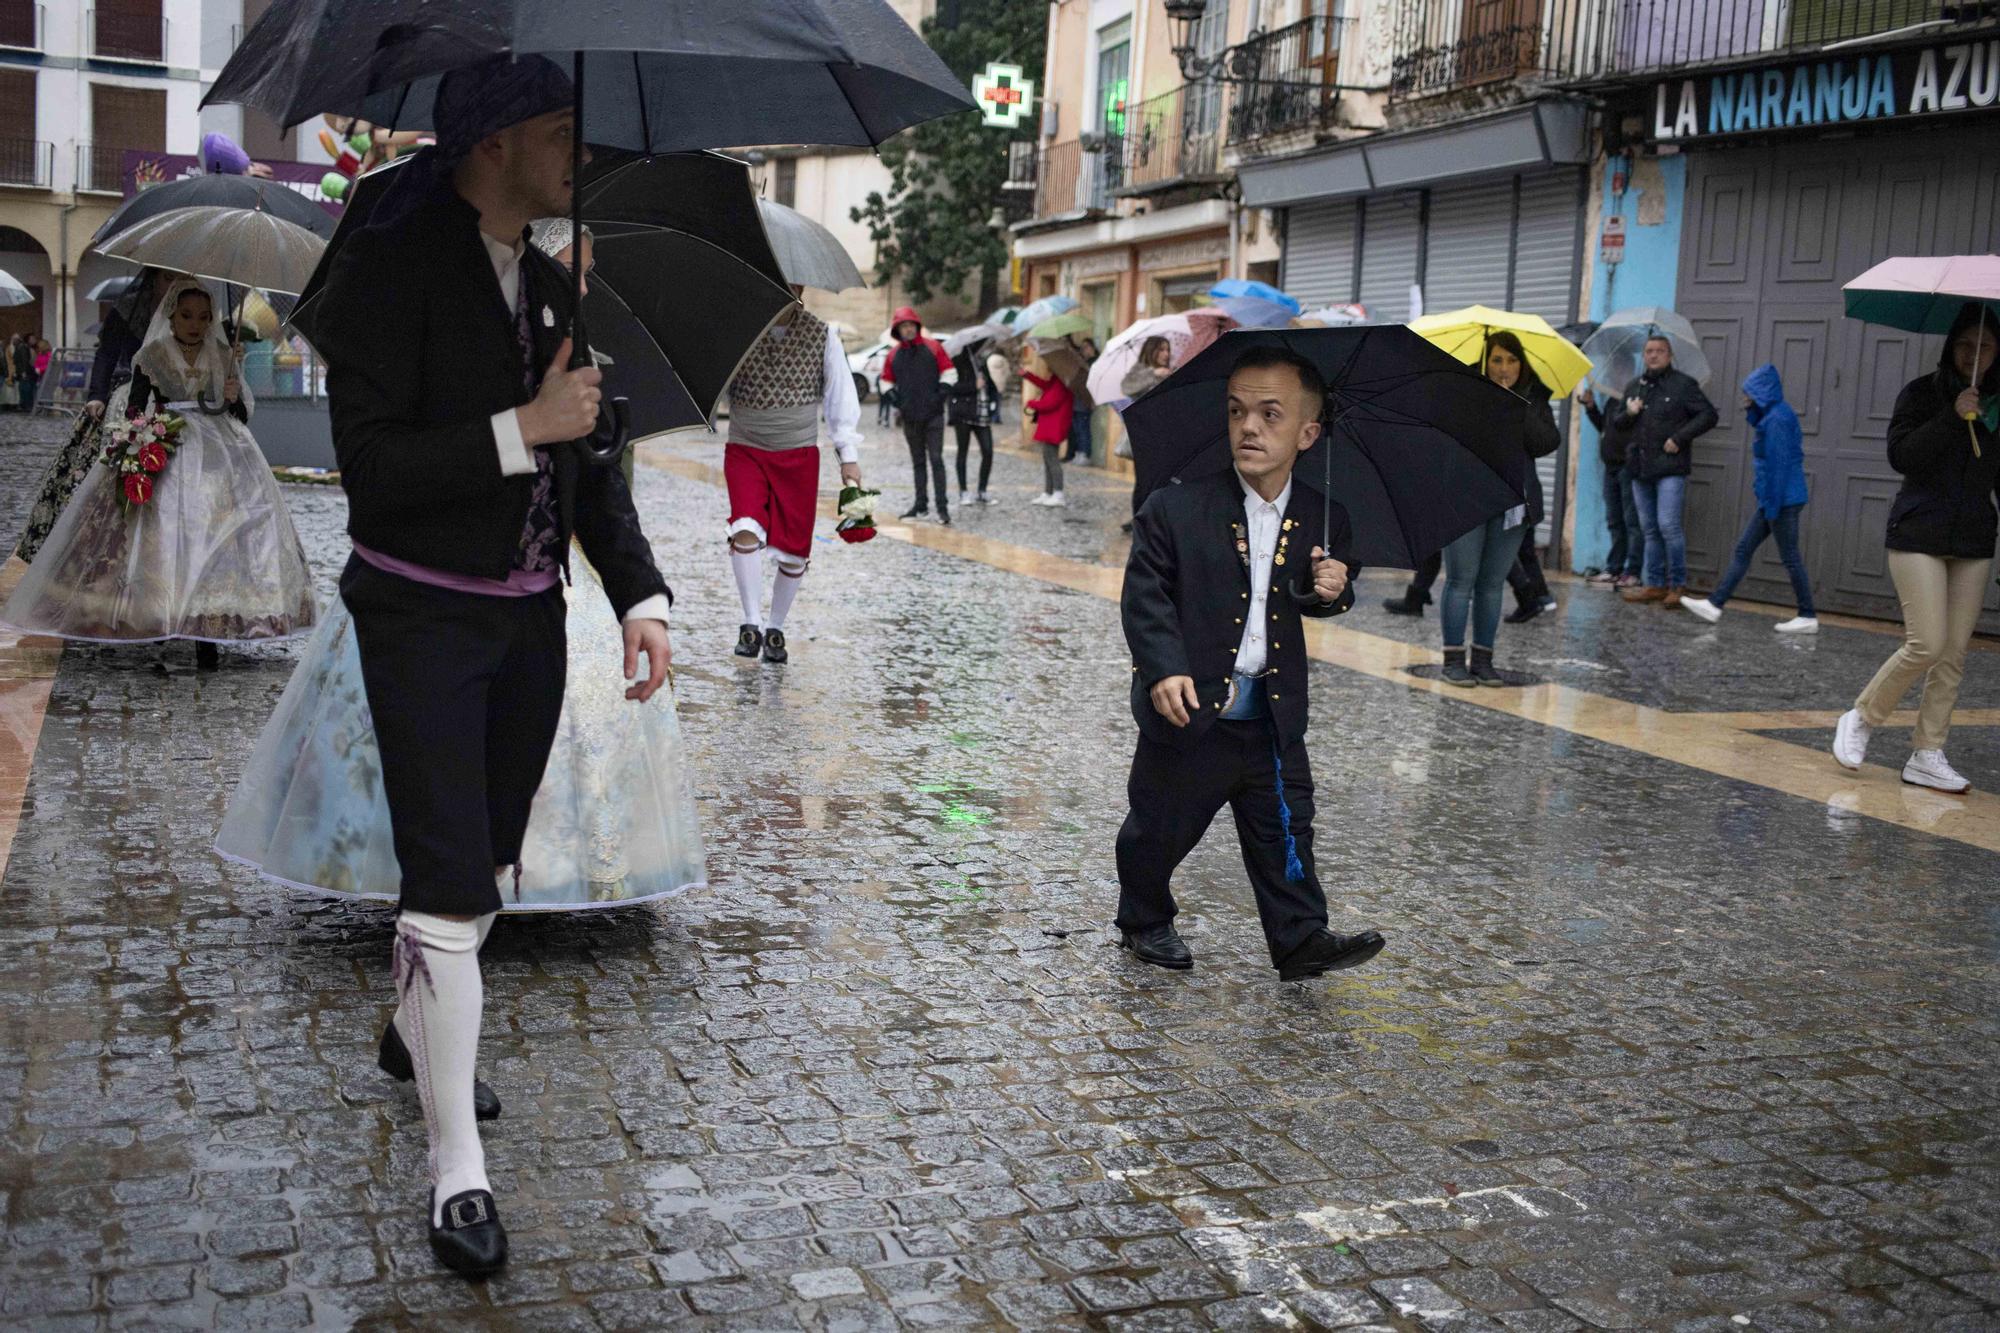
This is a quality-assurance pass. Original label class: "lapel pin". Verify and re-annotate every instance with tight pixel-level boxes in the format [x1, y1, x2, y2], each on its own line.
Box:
[542, 306, 556, 328]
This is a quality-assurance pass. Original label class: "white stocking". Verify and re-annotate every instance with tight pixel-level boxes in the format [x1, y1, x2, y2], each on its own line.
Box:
[393, 910, 493, 1225]
[766, 556, 807, 631]
[729, 546, 764, 626]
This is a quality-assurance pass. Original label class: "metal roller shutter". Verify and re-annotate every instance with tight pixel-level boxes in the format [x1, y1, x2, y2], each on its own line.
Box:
[1511, 168, 1585, 323]
[1279, 201, 1357, 309]
[1357, 193, 1421, 323]
[1422, 179, 1514, 313]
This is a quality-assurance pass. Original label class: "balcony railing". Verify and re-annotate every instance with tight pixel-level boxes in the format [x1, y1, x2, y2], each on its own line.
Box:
[88, 6, 166, 63]
[75, 142, 127, 193]
[1114, 83, 1226, 195]
[0, 136, 51, 187]
[1226, 14, 1360, 145]
[1391, 0, 2000, 101]
[1032, 139, 1113, 218]
[1004, 140, 1038, 191]
[0, 3, 43, 50]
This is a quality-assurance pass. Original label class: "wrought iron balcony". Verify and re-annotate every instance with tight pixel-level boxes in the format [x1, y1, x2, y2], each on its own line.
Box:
[1031, 139, 1113, 219]
[1226, 13, 1360, 145]
[1390, 0, 2000, 101]
[75, 142, 127, 194]
[1113, 83, 1227, 196]
[0, 136, 50, 187]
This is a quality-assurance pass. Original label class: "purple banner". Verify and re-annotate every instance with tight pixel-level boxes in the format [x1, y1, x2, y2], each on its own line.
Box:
[121, 151, 343, 218]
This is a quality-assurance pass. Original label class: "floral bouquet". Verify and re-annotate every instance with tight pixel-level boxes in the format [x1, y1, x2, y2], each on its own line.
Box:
[100, 409, 186, 509]
[835, 483, 880, 544]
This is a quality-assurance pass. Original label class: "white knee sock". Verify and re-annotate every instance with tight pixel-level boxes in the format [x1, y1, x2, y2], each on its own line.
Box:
[730, 548, 764, 626]
[766, 562, 806, 631]
[394, 910, 492, 1225]
[391, 904, 497, 1043]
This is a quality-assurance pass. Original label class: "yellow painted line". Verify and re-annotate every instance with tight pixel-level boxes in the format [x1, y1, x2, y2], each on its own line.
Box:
[0, 556, 64, 885]
[644, 444, 2000, 855]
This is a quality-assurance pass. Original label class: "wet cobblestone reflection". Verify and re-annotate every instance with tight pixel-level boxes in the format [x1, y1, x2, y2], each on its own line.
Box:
[2, 414, 1997, 1330]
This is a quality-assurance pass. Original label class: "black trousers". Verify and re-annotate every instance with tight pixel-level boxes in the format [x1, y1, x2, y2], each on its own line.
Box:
[954, 422, 993, 493]
[903, 414, 948, 512]
[1115, 722, 1328, 965]
[341, 555, 567, 917]
[1508, 530, 1550, 604]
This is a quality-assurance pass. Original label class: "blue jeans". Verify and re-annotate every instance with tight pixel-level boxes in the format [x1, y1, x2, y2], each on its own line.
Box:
[1441, 516, 1527, 650]
[1710, 503, 1813, 616]
[1631, 474, 1687, 589]
[1602, 463, 1642, 575]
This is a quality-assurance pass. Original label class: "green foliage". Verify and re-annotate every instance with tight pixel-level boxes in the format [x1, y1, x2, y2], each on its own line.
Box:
[851, 0, 1044, 307]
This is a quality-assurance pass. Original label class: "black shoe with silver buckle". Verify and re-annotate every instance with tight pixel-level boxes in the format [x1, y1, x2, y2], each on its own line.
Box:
[378, 1023, 501, 1122]
[762, 628, 789, 664]
[734, 624, 764, 658]
[430, 1188, 508, 1277]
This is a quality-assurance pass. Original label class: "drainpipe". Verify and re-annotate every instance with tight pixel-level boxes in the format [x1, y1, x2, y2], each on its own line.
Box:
[1227, 193, 1241, 281]
[58, 201, 79, 347]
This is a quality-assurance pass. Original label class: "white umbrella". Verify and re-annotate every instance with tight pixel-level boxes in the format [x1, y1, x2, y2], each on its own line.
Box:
[0, 268, 33, 308]
[97, 204, 326, 297]
[757, 198, 866, 293]
[943, 321, 1013, 357]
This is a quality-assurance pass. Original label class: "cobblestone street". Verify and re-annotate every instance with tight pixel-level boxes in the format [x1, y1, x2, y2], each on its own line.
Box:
[2, 410, 1998, 1331]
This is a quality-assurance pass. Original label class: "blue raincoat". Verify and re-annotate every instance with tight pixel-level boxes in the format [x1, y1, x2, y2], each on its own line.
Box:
[1742, 363, 1808, 519]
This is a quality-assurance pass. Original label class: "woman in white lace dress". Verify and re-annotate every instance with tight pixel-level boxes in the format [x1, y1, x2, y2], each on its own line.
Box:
[1, 277, 317, 655]
[215, 224, 706, 909]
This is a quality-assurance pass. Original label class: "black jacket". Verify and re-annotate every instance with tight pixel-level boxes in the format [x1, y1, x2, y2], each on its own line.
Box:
[1884, 367, 1999, 558]
[947, 347, 998, 427]
[1601, 366, 1717, 481]
[311, 173, 668, 618]
[1514, 381, 1561, 528]
[1123, 468, 1357, 750]
[86, 310, 145, 404]
[1580, 391, 1632, 472]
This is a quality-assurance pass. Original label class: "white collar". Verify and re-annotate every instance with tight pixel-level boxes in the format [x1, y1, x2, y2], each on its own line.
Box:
[1237, 470, 1292, 515]
[481, 230, 525, 271]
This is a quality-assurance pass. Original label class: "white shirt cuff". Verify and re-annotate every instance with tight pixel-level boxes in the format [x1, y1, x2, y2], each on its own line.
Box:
[832, 438, 861, 466]
[493, 409, 535, 476]
[621, 593, 671, 627]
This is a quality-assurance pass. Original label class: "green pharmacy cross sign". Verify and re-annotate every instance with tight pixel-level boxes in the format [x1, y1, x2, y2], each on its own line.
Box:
[975, 61, 1035, 129]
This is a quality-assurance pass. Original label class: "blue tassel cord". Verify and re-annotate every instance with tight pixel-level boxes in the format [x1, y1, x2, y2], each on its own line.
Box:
[1270, 738, 1306, 883]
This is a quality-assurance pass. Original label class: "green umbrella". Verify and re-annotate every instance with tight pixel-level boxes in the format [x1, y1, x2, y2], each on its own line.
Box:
[1029, 310, 1091, 340]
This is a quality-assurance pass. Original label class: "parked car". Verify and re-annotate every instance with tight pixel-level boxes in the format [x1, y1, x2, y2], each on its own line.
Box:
[848, 337, 891, 401]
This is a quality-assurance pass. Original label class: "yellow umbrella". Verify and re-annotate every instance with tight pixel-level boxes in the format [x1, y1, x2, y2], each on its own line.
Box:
[1408, 304, 1593, 395]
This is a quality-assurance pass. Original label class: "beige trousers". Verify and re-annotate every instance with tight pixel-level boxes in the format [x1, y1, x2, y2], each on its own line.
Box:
[1855, 550, 1994, 751]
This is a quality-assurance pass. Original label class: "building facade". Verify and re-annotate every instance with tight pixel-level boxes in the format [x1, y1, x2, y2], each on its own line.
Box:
[1013, 0, 1385, 354]
[1575, 7, 2000, 628]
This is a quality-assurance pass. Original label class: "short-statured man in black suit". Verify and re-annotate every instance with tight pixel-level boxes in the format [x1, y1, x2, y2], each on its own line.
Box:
[1117, 346, 1386, 982]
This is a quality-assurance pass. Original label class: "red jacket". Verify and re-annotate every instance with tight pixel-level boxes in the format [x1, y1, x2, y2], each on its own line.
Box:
[1023, 370, 1073, 445]
[880, 305, 953, 421]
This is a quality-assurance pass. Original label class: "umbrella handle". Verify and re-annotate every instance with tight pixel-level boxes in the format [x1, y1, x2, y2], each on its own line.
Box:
[578, 396, 629, 465]
[1967, 417, 1983, 459]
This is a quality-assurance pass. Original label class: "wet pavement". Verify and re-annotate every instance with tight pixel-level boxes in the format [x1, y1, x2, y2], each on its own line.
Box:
[2, 409, 1999, 1331]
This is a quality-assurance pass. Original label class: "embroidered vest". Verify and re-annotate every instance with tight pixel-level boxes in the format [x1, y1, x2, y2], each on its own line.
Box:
[511, 274, 559, 575]
[730, 311, 829, 411]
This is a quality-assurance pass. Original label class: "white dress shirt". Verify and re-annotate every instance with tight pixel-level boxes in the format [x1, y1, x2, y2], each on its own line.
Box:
[480, 229, 670, 627]
[1233, 471, 1292, 677]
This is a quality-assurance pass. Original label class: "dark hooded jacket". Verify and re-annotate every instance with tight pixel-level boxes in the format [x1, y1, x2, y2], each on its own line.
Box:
[1884, 307, 2000, 558]
[881, 306, 953, 423]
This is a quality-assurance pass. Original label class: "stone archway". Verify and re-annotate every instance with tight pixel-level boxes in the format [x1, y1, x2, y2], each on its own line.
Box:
[0, 224, 50, 347]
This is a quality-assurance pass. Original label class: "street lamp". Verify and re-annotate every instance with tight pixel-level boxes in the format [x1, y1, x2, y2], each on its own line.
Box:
[1164, 0, 1226, 83]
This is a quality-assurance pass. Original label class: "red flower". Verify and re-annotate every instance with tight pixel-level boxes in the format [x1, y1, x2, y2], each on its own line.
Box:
[138, 443, 167, 473]
[123, 473, 153, 506]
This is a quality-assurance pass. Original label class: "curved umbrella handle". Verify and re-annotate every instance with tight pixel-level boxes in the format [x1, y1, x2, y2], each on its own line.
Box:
[579, 395, 629, 465]
[194, 386, 231, 416]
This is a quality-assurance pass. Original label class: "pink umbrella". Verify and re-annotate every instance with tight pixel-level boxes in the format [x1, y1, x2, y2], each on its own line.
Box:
[1088, 314, 1196, 407]
[1845, 254, 2000, 456]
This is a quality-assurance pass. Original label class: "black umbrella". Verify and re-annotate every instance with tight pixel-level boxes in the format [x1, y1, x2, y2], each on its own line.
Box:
[290, 150, 793, 437]
[1122, 327, 1531, 583]
[87, 172, 336, 253]
[202, 0, 976, 461]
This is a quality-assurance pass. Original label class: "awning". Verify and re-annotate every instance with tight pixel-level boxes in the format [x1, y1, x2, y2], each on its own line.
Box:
[1238, 99, 1594, 208]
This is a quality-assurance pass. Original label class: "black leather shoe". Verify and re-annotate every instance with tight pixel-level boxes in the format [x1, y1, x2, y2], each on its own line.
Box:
[1504, 600, 1545, 624]
[734, 624, 764, 658]
[939, 509, 952, 527]
[194, 641, 220, 671]
[899, 505, 928, 519]
[761, 628, 788, 664]
[379, 1023, 501, 1122]
[430, 1189, 508, 1277]
[1382, 593, 1427, 617]
[1120, 924, 1193, 970]
[1277, 928, 1386, 981]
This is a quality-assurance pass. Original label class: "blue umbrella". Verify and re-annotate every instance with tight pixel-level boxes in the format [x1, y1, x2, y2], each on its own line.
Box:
[1210, 278, 1301, 329]
[1013, 294, 1078, 331]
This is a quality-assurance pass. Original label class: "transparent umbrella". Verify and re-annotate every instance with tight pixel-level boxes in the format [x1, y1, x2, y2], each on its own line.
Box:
[0, 268, 32, 308]
[1581, 306, 1711, 395]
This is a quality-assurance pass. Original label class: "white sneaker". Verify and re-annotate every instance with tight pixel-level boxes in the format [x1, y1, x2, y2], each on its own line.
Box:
[958, 490, 971, 506]
[1046, 491, 1066, 507]
[1832, 709, 1871, 770]
[1903, 749, 1971, 793]
[1028, 493, 1050, 506]
[977, 492, 995, 506]
[1775, 616, 1818, 634]
[1680, 596, 1721, 624]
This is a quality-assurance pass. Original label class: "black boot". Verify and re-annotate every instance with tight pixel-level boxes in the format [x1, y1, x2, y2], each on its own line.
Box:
[379, 1023, 502, 1121]
[733, 624, 764, 658]
[1382, 586, 1429, 617]
[1440, 647, 1475, 687]
[899, 504, 928, 519]
[1470, 645, 1504, 687]
[195, 641, 220, 671]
